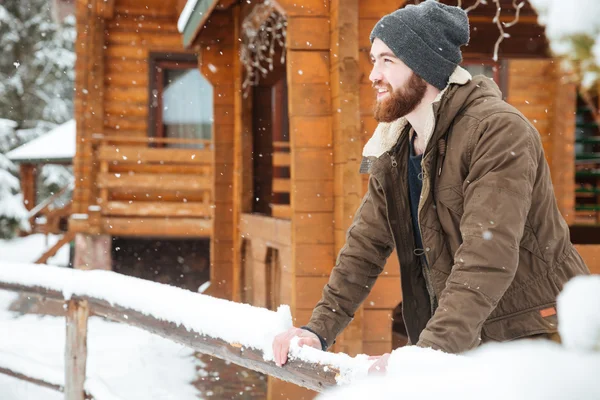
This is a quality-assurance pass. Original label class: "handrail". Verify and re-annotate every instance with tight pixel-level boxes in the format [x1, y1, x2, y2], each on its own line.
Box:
[28, 182, 75, 220]
[0, 264, 360, 399]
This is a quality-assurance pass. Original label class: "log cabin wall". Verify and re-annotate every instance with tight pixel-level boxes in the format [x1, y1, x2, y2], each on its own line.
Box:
[73, 0, 196, 220]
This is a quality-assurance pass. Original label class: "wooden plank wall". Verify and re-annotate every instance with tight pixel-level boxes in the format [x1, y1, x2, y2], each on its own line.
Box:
[197, 11, 237, 300]
[506, 60, 576, 223]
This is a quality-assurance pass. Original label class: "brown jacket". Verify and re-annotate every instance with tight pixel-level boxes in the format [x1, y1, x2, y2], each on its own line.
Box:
[306, 67, 590, 354]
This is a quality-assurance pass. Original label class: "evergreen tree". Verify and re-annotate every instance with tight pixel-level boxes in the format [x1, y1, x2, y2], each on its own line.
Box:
[0, 120, 29, 238]
[0, 1, 75, 127]
[0, 0, 75, 238]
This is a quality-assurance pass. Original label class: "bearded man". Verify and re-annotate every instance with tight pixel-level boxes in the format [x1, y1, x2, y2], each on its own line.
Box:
[272, 0, 589, 370]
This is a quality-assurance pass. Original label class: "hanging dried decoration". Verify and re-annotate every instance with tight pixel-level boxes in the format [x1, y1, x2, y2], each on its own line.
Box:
[240, 1, 287, 98]
[456, 0, 527, 61]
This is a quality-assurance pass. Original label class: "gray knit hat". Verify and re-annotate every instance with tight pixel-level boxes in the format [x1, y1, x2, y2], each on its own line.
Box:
[370, 0, 469, 90]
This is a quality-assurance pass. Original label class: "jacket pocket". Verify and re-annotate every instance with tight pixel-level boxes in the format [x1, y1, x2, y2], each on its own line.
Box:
[519, 224, 545, 262]
[481, 303, 558, 342]
[436, 185, 464, 216]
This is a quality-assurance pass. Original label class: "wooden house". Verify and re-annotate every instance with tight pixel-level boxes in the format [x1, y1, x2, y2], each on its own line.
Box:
[70, 0, 600, 398]
[8, 120, 76, 262]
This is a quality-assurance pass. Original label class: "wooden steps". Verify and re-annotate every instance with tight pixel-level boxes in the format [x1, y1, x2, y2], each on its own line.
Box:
[35, 231, 76, 264]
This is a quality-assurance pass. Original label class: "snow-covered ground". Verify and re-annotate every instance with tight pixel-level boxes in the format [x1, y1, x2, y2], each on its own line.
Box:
[0, 236, 202, 400]
[0, 233, 70, 266]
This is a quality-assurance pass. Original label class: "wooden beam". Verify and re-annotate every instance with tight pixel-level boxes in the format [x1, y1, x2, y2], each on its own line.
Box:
[104, 201, 211, 217]
[97, 173, 212, 192]
[0, 366, 63, 394]
[96, 0, 116, 19]
[273, 178, 291, 193]
[19, 164, 36, 211]
[65, 299, 89, 400]
[97, 146, 213, 164]
[102, 217, 212, 237]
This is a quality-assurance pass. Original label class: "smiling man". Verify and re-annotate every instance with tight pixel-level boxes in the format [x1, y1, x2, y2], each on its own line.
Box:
[272, 0, 589, 370]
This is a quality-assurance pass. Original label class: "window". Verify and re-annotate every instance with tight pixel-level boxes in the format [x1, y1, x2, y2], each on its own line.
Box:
[149, 53, 213, 147]
[461, 59, 507, 97]
[574, 93, 600, 225]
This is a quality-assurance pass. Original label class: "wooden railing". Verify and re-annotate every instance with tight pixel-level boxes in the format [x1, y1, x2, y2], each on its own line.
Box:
[78, 135, 214, 237]
[0, 264, 342, 400]
[240, 214, 291, 309]
[28, 182, 74, 235]
[271, 141, 291, 219]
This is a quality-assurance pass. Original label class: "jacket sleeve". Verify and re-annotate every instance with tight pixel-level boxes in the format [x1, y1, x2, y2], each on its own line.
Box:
[417, 113, 537, 353]
[306, 175, 394, 349]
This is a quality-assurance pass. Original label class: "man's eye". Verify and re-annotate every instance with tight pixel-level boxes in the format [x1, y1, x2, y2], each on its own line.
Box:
[384, 58, 392, 63]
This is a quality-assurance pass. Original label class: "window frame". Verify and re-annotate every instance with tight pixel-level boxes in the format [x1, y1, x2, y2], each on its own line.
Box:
[148, 52, 200, 140]
[461, 58, 508, 98]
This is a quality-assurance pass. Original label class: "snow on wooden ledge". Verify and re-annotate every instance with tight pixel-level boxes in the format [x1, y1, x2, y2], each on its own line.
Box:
[0, 262, 372, 391]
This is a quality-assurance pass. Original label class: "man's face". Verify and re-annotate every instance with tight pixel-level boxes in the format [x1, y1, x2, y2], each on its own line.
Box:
[369, 38, 427, 123]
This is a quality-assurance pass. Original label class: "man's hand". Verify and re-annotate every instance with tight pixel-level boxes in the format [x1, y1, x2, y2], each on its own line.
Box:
[272, 327, 321, 366]
[368, 353, 390, 375]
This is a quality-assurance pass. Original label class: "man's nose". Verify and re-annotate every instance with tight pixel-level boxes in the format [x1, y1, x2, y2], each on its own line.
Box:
[369, 65, 382, 84]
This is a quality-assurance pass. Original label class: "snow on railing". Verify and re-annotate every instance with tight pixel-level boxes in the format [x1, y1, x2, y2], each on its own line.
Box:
[0, 263, 372, 400]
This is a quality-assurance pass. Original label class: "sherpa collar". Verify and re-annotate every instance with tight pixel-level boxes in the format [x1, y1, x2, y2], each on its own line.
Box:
[362, 66, 472, 159]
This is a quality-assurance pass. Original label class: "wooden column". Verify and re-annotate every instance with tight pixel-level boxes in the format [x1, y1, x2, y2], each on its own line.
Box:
[65, 299, 89, 400]
[73, 0, 105, 217]
[19, 164, 36, 211]
[232, 4, 255, 303]
[198, 10, 237, 300]
[550, 74, 577, 224]
[272, 0, 333, 398]
[355, 0, 403, 356]
[73, 233, 112, 270]
[330, 0, 364, 356]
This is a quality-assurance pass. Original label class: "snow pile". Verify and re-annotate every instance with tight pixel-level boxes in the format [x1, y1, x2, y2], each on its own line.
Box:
[319, 341, 600, 400]
[529, 0, 600, 87]
[558, 275, 600, 351]
[319, 275, 600, 400]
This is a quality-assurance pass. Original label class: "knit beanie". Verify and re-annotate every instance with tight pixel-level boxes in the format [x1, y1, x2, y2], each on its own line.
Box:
[370, 0, 470, 90]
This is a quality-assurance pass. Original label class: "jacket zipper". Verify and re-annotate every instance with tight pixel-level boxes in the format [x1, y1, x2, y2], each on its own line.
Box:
[391, 152, 437, 317]
[417, 145, 439, 316]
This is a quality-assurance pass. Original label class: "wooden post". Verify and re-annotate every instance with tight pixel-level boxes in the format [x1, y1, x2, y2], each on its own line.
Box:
[74, 233, 112, 270]
[19, 163, 36, 211]
[65, 299, 89, 400]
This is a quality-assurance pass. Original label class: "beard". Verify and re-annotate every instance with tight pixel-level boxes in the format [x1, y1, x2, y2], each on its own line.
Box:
[373, 72, 428, 123]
